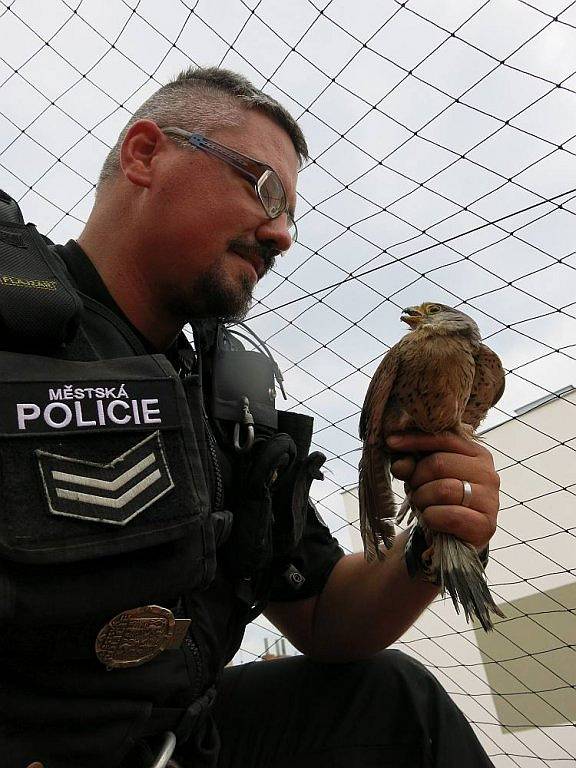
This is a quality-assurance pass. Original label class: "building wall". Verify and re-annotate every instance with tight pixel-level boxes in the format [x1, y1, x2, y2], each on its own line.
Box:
[341, 389, 576, 765]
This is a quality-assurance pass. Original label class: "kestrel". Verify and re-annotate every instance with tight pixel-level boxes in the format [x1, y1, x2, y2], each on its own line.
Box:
[359, 302, 505, 631]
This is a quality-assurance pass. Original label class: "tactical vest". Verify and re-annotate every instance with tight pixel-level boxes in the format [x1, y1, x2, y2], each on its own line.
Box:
[0, 191, 320, 767]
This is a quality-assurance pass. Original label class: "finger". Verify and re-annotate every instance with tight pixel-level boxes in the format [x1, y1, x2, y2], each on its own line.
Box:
[409, 452, 497, 490]
[411, 479, 497, 516]
[387, 432, 488, 458]
[390, 455, 416, 481]
[421, 505, 496, 550]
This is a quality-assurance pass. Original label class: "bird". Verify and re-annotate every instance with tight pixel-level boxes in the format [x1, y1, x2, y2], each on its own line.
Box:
[358, 302, 506, 631]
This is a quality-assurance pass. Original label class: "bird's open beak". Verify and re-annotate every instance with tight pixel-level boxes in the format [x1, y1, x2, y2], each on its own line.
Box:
[400, 306, 424, 328]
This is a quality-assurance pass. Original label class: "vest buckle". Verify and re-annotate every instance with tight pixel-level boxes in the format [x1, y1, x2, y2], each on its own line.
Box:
[233, 395, 255, 453]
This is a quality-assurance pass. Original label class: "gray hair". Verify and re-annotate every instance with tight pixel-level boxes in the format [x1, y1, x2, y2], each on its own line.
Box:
[97, 66, 308, 191]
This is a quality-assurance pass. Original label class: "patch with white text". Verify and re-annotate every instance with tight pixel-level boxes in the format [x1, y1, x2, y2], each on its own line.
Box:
[2, 378, 179, 434]
[36, 431, 174, 525]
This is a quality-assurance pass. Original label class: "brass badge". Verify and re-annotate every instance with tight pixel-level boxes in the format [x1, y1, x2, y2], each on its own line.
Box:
[95, 605, 191, 670]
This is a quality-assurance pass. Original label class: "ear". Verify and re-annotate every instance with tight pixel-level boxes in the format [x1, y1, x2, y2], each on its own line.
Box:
[120, 120, 165, 188]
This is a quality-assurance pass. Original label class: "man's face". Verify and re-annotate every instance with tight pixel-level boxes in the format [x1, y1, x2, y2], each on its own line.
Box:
[141, 110, 299, 322]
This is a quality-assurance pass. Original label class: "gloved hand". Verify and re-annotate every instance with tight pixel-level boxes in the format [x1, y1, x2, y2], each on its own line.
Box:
[241, 434, 297, 500]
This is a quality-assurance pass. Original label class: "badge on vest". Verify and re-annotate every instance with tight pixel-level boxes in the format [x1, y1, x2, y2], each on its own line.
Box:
[36, 431, 174, 525]
[95, 605, 191, 670]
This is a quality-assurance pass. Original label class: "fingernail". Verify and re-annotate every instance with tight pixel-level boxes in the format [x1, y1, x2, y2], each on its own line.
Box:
[387, 435, 402, 447]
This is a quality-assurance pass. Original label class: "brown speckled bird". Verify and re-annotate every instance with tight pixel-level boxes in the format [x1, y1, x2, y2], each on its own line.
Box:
[359, 302, 505, 631]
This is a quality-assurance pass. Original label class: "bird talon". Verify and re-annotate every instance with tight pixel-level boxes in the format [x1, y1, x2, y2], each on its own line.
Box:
[422, 543, 434, 562]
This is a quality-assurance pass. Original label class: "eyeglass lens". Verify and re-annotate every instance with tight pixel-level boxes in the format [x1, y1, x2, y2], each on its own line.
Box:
[258, 170, 285, 218]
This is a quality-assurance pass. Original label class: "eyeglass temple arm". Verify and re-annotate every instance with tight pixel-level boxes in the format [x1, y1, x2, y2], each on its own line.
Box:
[162, 127, 263, 179]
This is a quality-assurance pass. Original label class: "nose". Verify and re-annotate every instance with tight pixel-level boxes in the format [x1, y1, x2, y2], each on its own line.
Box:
[255, 213, 293, 253]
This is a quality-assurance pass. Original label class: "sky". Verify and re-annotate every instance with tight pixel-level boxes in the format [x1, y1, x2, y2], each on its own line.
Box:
[1, 0, 575, 761]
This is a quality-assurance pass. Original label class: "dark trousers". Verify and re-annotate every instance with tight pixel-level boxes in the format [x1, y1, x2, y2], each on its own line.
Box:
[175, 649, 494, 768]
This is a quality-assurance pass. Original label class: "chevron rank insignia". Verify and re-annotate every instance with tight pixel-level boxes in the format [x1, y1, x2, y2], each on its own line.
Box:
[36, 431, 174, 525]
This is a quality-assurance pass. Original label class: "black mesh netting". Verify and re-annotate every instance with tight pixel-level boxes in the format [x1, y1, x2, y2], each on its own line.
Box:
[1, 1, 575, 764]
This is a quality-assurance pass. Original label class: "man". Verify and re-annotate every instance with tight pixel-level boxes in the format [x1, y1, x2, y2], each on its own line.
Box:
[1, 67, 499, 767]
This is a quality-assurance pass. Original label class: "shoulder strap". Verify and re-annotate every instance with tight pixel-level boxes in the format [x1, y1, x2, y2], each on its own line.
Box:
[0, 189, 83, 348]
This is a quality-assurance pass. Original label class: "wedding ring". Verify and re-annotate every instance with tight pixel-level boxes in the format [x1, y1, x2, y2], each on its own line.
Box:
[460, 480, 473, 507]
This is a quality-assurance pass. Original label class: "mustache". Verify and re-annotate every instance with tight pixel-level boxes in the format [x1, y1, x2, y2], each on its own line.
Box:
[228, 240, 278, 275]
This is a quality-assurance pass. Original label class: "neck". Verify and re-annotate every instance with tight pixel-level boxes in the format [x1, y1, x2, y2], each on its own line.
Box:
[77, 194, 183, 351]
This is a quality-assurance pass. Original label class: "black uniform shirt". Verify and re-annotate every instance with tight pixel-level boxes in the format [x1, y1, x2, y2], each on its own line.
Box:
[54, 240, 345, 604]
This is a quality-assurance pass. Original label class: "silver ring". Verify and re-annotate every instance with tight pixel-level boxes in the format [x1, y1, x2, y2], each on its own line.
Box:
[460, 480, 473, 508]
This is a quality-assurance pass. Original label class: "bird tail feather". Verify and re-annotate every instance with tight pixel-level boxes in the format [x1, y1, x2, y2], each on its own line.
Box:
[396, 490, 418, 526]
[430, 533, 505, 632]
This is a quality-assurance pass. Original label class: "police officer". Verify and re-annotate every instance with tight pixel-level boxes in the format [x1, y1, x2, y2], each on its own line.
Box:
[1, 67, 499, 767]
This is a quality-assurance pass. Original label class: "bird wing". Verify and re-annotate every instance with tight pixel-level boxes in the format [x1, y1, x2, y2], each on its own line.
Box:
[359, 347, 400, 560]
[359, 345, 400, 442]
[463, 344, 506, 430]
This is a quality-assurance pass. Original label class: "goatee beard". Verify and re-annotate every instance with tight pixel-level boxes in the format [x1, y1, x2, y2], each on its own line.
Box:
[185, 266, 254, 322]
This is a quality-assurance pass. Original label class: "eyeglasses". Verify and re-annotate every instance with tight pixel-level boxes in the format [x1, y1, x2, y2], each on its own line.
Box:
[162, 127, 297, 243]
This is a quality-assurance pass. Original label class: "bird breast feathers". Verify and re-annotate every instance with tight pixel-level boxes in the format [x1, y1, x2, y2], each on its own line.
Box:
[361, 332, 478, 439]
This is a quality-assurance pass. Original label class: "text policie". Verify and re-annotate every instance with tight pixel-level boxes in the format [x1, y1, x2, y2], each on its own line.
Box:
[17, 384, 163, 430]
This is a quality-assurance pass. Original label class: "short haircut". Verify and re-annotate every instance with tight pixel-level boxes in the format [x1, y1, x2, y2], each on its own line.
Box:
[97, 66, 308, 191]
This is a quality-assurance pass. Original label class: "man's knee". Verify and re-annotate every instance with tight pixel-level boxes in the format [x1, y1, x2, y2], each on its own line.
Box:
[358, 649, 437, 689]
[343, 649, 451, 717]
[372, 648, 430, 675]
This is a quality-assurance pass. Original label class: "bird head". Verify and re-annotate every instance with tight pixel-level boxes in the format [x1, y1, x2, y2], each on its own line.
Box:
[400, 302, 481, 341]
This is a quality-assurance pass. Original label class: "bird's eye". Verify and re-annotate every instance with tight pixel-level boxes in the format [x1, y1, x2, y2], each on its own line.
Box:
[428, 305, 441, 313]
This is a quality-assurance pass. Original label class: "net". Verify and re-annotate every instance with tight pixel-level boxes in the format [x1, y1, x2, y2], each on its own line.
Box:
[1, 1, 575, 764]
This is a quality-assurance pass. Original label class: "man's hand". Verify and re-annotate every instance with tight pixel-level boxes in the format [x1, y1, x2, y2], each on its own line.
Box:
[388, 432, 500, 552]
[267, 431, 501, 659]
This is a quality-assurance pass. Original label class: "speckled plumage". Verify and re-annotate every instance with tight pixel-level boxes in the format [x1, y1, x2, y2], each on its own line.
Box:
[359, 302, 505, 630]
